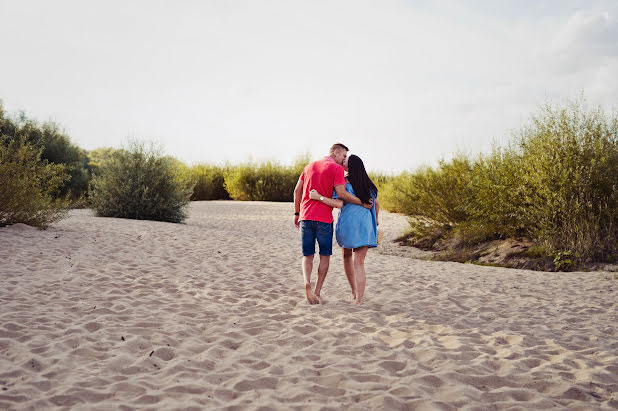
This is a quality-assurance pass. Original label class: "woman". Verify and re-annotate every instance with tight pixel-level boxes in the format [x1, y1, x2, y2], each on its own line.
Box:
[309, 154, 379, 305]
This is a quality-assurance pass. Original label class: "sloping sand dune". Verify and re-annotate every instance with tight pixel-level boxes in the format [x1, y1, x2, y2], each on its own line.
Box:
[1, 201, 616, 409]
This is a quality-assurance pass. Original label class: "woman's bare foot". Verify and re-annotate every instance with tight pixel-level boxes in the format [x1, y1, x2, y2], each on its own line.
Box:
[353, 298, 363, 305]
[305, 283, 321, 304]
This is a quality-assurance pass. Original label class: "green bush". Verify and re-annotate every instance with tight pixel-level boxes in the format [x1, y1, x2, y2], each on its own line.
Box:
[377, 171, 417, 214]
[0, 138, 70, 228]
[380, 155, 474, 225]
[467, 146, 527, 239]
[512, 100, 618, 262]
[369, 172, 393, 192]
[223, 158, 306, 202]
[468, 99, 617, 263]
[189, 164, 230, 200]
[0, 104, 89, 200]
[89, 141, 193, 223]
[383, 97, 618, 267]
[86, 147, 121, 174]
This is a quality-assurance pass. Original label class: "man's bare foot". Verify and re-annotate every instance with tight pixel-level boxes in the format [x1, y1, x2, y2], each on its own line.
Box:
[353, 298, 363, 305]
[305, 283, 320, 304]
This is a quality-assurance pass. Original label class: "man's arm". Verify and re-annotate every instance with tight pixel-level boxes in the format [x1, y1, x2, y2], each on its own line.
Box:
[293, 178, 303, 228]
[334, 184, 373, 209]
[309, 189, 343, 209]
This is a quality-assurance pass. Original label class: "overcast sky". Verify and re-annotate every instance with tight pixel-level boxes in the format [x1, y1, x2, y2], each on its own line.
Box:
[1, 0, 617, 172]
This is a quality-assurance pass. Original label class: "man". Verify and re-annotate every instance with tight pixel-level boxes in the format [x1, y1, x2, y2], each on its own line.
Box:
[293, 143, 372, 304]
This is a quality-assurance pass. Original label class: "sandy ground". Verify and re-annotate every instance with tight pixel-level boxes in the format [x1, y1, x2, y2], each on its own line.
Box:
[0, 201, 616, 410]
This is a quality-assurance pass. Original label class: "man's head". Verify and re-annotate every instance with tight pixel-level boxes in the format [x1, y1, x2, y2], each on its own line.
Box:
[329, 143, 349, 166]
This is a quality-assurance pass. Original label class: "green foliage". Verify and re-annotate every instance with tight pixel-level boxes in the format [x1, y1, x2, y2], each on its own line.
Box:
[398, 217, 451, 249]
[369, 172, 393, 193]
[189, 164, 230, 200]
[376, 172, 417, 214]
[0, 104, 89, 199]
[223, 157, 307, 202]
[553, 251, 574, 271]
[382, 97, 618, 269]
[467, 146, 526, 238]
[89, 141, 193, 223]
[0, 138, 70, 228]
[380, 155, 474, 225]
[511, 100, 617, 263]
[86, 147, 121, 173]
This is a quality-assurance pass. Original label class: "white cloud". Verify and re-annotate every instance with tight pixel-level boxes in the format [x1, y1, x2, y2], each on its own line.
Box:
[548, 10, 618, 74]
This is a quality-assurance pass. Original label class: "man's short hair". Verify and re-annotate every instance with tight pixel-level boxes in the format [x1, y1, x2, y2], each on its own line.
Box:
[330, 143, 349, 153]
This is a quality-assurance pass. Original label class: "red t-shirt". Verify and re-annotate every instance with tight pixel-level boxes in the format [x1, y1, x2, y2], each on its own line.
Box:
[299, 157, 346, 223]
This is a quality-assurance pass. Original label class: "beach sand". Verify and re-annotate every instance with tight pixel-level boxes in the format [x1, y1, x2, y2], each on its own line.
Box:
[1, 201, 616, 409]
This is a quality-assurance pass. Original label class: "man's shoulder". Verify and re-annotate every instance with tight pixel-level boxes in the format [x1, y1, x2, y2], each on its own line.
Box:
[313, 157, 332, 165]
[320, 157, 343, 171]
[307, 157, 338, 171]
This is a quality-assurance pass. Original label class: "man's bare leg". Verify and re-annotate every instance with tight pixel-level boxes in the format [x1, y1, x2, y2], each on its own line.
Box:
[302, 255, 320, 304]
[353, 246, 368, 305]
[313, 255, 330, 301]
[342, 248, 356, 299]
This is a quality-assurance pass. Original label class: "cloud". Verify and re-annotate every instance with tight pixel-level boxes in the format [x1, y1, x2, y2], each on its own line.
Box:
[549, 10, 618, 74]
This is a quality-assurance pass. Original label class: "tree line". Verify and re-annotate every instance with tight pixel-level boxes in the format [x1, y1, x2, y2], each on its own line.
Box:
[1, 97, 616, 269]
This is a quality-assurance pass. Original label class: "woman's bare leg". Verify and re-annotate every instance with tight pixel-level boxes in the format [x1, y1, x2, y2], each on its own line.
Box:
[353, 246, 368, 305]
[342, 248, 356, 299]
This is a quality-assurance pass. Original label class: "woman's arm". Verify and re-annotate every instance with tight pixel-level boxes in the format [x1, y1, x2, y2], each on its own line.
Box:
[309, 189, 344, 209]
[375, 198, 380, 226]
[334, 184, 373, 209]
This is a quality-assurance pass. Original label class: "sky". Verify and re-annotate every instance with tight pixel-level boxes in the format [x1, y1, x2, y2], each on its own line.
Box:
[1, 0, 617, 173]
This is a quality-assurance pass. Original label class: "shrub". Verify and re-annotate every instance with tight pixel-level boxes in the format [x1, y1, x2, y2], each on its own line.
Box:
[0, 104, 89, 199]
[189, 164, 230, 200]
[384, 96, 618, 267]
[223, 158, 306, 202]
[86, 147, 121, 174]
[512, 99, 618, 262]
[89, 141, 193, 223]
[369, 172, 393, 192]
[379, 155, 474, 226]
[377, 171, 418, 214]
[468, 146, 527, 239]
[0, 138, 70, 228]
[469, 99, 618, 262]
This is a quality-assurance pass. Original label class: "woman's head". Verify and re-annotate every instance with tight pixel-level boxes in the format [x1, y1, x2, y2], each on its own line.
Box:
[347, 155, 365, 176]
[346, 154, 377, 204]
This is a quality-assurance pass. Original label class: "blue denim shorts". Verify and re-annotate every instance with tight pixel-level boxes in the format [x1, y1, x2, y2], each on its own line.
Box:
[300, 220, 333, 256]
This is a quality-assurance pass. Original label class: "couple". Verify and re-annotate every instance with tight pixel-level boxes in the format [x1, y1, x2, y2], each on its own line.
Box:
[293, 143, 379, 305]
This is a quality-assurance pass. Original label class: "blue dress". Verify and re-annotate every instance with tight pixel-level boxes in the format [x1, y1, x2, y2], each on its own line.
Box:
[333, 183, 378, 249]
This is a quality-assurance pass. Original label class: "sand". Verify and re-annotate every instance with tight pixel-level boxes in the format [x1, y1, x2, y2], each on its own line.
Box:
[0, 201, 616, 410]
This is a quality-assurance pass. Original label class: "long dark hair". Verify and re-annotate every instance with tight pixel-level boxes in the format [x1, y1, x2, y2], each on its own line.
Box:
[347, 155, 377, 204]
